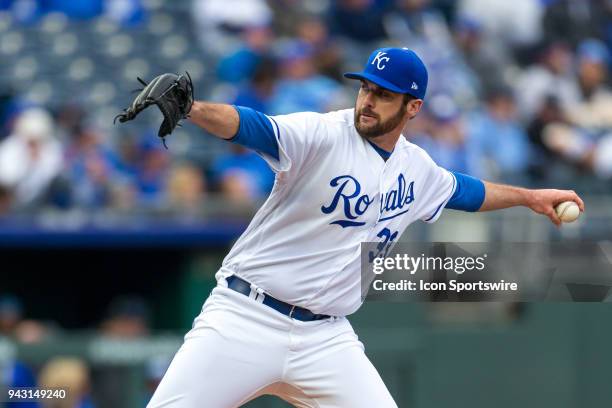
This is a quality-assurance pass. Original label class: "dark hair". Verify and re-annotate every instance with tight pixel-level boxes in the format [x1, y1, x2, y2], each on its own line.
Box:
[403, 93, 417, 104]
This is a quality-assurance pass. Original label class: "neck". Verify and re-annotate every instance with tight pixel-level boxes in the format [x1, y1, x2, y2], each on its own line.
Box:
[368, 132, 401, 152]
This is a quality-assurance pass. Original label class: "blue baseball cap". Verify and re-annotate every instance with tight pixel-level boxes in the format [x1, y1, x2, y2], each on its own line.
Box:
[577, 39, 610, 65]
[344, 47, 428, 99]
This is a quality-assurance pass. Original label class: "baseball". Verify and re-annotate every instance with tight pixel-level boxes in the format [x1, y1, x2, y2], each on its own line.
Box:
[555, 201, 580, 223]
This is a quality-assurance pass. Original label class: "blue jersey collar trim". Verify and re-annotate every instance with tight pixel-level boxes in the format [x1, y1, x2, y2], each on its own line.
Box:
[367, 140, 393, 161]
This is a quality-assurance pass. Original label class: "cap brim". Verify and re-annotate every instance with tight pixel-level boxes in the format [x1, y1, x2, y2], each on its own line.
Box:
[344, 72, 406, 94]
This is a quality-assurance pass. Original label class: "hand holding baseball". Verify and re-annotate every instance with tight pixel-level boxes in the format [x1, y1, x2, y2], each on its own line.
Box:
[526, 189, 584, 226]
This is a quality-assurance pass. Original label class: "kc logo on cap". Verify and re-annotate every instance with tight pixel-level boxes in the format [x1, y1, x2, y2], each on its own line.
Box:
[371, 51, 390, 70]
[344, 47, 429, 99]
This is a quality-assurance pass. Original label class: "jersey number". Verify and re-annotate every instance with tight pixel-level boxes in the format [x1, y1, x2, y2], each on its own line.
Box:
[368, 227, 398, 262]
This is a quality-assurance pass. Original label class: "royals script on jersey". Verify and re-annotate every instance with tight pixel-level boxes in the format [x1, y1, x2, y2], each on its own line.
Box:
[216, 109, 456, 316]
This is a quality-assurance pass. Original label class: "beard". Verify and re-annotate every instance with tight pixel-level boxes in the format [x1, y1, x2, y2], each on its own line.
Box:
[354, 103, 407, 139]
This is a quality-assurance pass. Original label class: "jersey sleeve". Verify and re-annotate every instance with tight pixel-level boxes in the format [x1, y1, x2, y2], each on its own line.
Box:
[445, 171, 485, 211]
[264, 111, 330, 175]
[231, 106, 280, 160]
[416, 159, 457, 224]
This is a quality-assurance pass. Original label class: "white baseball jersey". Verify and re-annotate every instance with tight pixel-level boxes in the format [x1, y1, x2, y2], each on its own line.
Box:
[216, 108, 456, 316]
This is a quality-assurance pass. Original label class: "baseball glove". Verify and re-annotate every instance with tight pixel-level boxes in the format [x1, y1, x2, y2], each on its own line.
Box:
[114, 72, 194, 147]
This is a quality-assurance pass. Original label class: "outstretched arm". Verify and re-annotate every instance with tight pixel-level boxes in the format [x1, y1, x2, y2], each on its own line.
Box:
[188, 102, 280, 160]
[188, 101, 239, 140]
[478, 181, 585, 226]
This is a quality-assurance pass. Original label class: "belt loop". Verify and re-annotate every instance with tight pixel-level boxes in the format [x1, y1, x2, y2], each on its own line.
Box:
[249, 283, 258, 300]
[255, 287, 265, 303]
[249, 283, 265, 303]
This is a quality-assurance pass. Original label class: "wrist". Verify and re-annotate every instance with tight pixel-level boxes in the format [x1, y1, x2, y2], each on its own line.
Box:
[519, 187, 535, 209]
[189, 101, 204, 120]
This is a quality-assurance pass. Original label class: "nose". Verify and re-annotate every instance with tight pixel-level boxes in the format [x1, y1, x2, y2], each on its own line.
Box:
[361, 91, 375, 109]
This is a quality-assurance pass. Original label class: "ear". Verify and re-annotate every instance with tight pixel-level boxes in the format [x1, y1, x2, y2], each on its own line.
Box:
[407, 99, 423, 119]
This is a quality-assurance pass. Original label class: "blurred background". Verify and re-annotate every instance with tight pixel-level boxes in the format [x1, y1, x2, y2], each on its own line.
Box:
[0, 0, 611, 407]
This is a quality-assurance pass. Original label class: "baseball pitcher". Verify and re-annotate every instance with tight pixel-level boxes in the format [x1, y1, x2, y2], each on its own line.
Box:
[116, 48, 584, 407]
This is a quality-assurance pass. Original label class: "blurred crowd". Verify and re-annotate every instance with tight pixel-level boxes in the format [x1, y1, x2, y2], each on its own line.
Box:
[0, 0, 611, 219]
[0, 293, 170, 408]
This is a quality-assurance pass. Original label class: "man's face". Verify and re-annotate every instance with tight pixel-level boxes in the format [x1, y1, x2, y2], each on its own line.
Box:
[579, 60, 606, 90]
[354, 80, 419, 139]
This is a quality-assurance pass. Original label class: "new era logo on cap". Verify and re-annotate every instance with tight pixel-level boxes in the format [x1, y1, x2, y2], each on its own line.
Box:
[344, 47, 428, 99]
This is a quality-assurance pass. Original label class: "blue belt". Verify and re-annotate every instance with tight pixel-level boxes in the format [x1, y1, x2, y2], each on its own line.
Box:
[226, 275, 330, 322]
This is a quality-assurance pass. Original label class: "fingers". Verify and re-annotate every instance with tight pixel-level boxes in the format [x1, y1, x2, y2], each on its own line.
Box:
[532, 201, 560, 227]
[558, 189, 585, 212]
[570, 191, 585, 212]
[547, 208, 562, 227]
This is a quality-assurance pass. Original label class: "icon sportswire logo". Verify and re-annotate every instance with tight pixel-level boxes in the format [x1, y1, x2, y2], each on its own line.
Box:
[371, 51, 390, 70]
[321, 174, 415, 227]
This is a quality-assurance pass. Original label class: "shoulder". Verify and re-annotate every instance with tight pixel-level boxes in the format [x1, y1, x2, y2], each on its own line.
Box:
[321, 108, 355, 126]
[320, 109, 360, 143]
[270, 109, 356, 141]
[265, 111, 321, 141]
[268, 110, 329, 131]
[396, 136, 438, 166]
[270, 108, 353, 125]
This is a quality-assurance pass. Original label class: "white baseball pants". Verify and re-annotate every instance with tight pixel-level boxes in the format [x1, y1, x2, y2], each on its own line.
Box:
[146, 285, 397, 408]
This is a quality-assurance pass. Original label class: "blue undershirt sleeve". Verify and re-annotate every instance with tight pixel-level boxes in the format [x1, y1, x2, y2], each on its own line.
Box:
[445, 171, 486, 212]
[229, 105, 279, 161]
